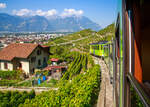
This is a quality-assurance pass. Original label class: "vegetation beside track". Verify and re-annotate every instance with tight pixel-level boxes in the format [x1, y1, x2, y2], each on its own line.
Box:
[0, 90, 35, 107]
[0, 24, 115, 106]
[20, 52, 101, 107]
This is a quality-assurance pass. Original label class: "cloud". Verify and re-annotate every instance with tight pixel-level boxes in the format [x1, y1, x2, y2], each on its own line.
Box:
[12, 9, 32, 16]
[61, 8, 83, 17]
[0, 3, 6, 9]
[12, 9, 57, 17]
[12, 8, 83, 17]
[36, 9, 57, 17]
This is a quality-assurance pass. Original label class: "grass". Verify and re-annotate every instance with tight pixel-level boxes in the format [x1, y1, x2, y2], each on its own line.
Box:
[0, 79, 21, 86]
[37, 79, 58, 87]
[16, 78, 58, 87]
[16, 80, 32, 87]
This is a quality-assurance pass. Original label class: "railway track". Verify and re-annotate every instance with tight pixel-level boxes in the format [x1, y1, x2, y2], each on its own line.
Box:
[94, 57, 113, 107]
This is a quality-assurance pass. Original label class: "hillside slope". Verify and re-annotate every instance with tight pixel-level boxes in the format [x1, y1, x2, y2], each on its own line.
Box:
[47, 23, 115, 52]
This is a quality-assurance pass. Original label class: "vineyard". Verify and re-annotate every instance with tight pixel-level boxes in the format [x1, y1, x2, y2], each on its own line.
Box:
[0, 70, 21, 80]
[0, 70, 23, 86]
[62, 52, 88, 80]
[18, 52, 101, 107]
[0, 90, 35, 107]
[46, 24, 114, 53]
[0, 24, 115, 107]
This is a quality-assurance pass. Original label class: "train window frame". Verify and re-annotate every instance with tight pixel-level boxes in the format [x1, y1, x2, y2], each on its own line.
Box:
[114, 14, 121, 107]
[128, 10, 132, 75]
[125, 0, 150, 106]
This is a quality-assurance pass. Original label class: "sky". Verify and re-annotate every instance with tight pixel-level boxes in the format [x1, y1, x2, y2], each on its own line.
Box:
[0, 0, 117, 28]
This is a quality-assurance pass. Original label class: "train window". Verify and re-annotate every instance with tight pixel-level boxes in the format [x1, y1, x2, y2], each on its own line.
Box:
[93, 45, 99, 50]
[92, 46, 95, 49]
[104, 45, 108, 53]
[131, 0, 150, 95]
[96, 46, 98, 50]
[96, 45, 99, 50]
[140, 1, 150, 91]
[104, 47, 105, 52]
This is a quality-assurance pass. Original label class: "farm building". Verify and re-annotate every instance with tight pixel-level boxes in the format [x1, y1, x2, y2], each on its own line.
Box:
[0, 43, 50, 75]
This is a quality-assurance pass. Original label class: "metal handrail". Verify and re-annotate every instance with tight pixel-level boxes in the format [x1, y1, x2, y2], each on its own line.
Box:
[127, 73, 150, 107]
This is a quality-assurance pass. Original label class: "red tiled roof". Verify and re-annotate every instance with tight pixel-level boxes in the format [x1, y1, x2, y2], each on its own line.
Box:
[43, 66, 65, 71]
[41, 45, 49, 48]
[0, 43, 39, 61]
[50, 58, 59, 62]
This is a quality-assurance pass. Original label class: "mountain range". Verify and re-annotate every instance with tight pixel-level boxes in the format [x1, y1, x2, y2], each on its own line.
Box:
[0, 13, 101, 32]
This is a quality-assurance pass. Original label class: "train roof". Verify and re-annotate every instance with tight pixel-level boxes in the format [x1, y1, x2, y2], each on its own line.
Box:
[89, 41, 108, 45]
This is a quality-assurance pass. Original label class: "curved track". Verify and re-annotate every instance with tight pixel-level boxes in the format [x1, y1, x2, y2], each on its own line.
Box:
[94, 57, 113, 107]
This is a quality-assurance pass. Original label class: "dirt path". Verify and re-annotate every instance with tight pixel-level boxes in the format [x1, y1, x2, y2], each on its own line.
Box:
[94, 57, 113, 107]
[0, 86, 58, 93]
[51, 36, 90, 46]
[16, 75, 34, 85]
[51, 33, 113, 46]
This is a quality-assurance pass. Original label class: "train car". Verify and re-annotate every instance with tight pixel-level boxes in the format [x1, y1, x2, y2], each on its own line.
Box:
[89, 41, 109, 58]
[90, 41, 114, 84]
[114, 0, 150, 106]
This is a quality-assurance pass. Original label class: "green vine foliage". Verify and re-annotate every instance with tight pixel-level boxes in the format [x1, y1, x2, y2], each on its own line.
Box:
[0, 70, 22, 80]
[21, 53, 101, 107]
[131, 86, 144, 107]
[0, 90, 35, 107]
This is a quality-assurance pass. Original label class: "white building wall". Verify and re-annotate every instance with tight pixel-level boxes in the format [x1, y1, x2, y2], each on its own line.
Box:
[8, 62, 13, 70]
[20, 60, 30, 74]
[0, 61, 13, 71]
[0, 59, 30, 74]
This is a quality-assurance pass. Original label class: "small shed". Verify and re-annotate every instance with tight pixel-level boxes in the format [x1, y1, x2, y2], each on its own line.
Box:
[43, 66, 66, 80]
[50, 58, 59, 65]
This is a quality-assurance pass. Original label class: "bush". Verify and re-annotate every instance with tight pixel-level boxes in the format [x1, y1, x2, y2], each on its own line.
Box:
[131, 86, 144, 107]
[0, 70, 21, 80]
[50, 78, 57, 85]
[0, 79, 20, 86]
[0, 90, 35, 107]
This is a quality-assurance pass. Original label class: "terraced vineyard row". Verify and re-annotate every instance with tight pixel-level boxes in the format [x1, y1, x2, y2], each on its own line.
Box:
[20, 52, 101, 107]
[62, 52, 87, 80]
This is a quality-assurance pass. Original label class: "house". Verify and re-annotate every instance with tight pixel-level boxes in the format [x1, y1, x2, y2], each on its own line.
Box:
[0, 43, 50, 75]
